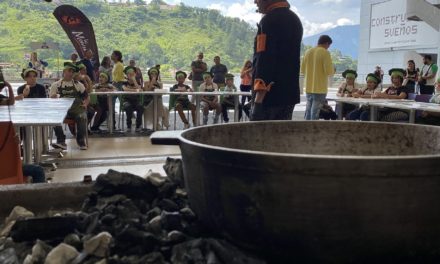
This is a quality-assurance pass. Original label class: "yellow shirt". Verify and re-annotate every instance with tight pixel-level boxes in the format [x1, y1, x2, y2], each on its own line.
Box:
[112, 62, 125, 82]
[300, 47, 334, 94]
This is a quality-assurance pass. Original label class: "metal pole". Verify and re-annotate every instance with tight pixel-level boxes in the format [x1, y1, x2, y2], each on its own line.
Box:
[57, 49, 60, 79]
[336, 102, 343, 120]
[370, 106, 377, 121]
[107, 95, 114, 134]
[42, 126, 49, 154]
[33, 126, 43, 164]
[195, 95, 201, 127]
[153, 94, 158, 131]
[234, 93, 239, 122]
[409, 109, 416, 123]
[24, 126, 33, 164]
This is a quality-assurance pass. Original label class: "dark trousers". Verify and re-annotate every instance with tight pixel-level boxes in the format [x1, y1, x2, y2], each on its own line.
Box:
[22, 165, 45, 183]
[243, 103, 251, 119]
[54, 111, 87, 145]
[240, 85, 252, 105]
[92, 97, 109, 129]
[335, 103, 356, 119]
[420, 84, 434, 95]
[319, 108, 338, 120]
[417, 115, 440, 126]
[405, 82, 416, 93]
[221, 99, 242, 122]
[348, 108, 370, 121]
[251, 104, 295, 121]
[87, 105, 95, 124]
[123, 100, 144, 128]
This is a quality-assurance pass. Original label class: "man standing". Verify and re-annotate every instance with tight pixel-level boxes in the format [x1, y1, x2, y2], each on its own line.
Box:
[251, 0, 303, 121]
[80, 49, 96, 83]
[190, 52, 208, 92]
[301, 35, 335, 120]
[210, 56, 228, 88]
[419, 55, 438, 95]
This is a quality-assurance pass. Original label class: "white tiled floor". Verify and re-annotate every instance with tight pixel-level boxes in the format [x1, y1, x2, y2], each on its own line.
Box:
[64, 137, 180, 159]
[50, 137, 180, 183]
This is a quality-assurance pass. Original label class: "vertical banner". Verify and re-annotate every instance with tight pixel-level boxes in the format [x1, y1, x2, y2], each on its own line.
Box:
[53, 5, 99, 66]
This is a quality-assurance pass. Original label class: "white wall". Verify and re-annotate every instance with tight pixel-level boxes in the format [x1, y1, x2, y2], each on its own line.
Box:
[357, 0, 439, 84]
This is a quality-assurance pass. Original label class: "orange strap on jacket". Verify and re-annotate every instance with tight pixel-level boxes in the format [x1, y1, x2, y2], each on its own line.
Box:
[266, 2, 290, 13]
[254, 79, 272, 92]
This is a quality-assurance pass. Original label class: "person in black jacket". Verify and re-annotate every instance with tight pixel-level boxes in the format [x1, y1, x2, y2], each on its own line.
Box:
[251, 0, 303, 121]
[16, 68, 47, 99]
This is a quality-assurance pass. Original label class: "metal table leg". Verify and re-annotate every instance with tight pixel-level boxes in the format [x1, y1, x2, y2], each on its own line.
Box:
[153, 95, 158, 131]
[336, 102, 343, 120]
[143, 108, 147, 130]
[33, 126, 43, 164]
[24, 126, 33, 164]
[195, 95, 201, 127]
[107, 95, 114, 134]
[409, 109, 416, 123]
[234, 95, 239, 122]
[42, 127, 49, 154]
[370, 106, 377, 121]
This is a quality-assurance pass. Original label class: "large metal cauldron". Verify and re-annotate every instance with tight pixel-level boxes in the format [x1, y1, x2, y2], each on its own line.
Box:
[152, 121, 440, 263]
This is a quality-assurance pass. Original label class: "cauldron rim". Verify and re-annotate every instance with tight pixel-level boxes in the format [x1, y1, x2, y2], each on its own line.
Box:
[178, 120, 440, 160]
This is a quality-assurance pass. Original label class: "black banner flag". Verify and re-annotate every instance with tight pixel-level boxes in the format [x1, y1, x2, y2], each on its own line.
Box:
[53, 5, 99, 67]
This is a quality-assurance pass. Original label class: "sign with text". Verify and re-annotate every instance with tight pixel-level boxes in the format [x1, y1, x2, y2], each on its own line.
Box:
[369, 0, 437, 49]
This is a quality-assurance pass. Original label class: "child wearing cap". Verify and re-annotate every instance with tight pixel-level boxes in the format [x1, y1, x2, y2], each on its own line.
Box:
[91, 72, 116, 132]
[373, 68, 412, 122]
[221, 73, 242, 123]
[123, 66, 144, 132]
[337, 70, 360, 97]
[199, 72, 221, 125]
[348, 73, 382, 121]
[49, 62, 88, 150]
[76, 63, 93, 93]
[170, 71, 196, 129]
[16, 68, 47, 100]
[144, 67, 169, 130]
[337, 69, 360, 119]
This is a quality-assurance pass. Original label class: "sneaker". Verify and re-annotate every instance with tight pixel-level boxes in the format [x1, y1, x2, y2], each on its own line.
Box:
[91, 127, 102, 133]
[184, 123, 190, 129]
[52, 142, 67, 150]
[79, 145, 88, 150]
[135, 127, 142, 133]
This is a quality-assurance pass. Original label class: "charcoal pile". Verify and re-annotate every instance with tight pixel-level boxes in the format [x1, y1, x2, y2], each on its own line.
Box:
[0, 158, 266, 264]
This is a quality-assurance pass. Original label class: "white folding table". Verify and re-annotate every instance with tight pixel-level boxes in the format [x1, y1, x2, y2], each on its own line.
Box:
[0, 98, 74, 164]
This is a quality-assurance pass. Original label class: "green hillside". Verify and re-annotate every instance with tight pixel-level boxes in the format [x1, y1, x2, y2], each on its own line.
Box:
[0, 0, 256, 76]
